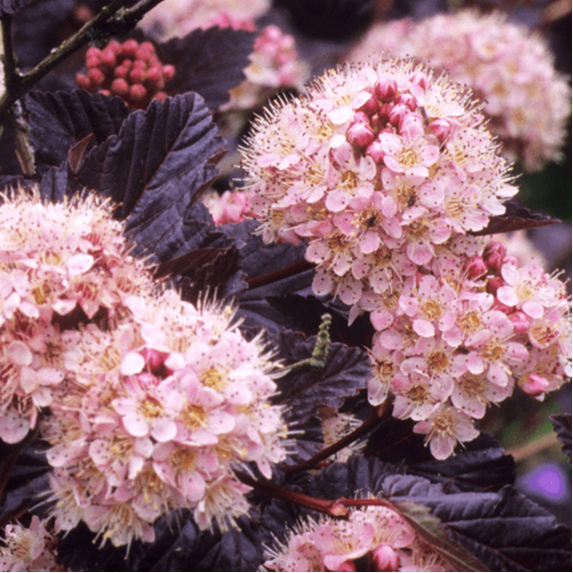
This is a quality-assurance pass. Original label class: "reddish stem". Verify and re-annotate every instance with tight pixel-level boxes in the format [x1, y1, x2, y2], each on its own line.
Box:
[285, 400, 391, 475]
[247, 260, 314, 289]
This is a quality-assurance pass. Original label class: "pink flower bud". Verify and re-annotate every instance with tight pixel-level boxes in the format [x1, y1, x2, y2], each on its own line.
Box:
[396, 92, 417, 111]
[366, 138, 386, 164]
[353, 111, 370, 125]
[100, 47, 117, 68]
[155, 91, 167, 102]
[372, 544, 400, 572]
[86, 55, 101, 69]
[129, 84, 147, 102]
[111, 78, 129, 96]
[121, 58, 133, 70]
[378, 103, 394, 121]
[107, 40, 121, 54]
[88, 67, 105, 86]
[502, 255, 518, 267]
[113, 65, 129, 78]
[347, 121, 375, 148]
[140, 347, 168, 372]
[129, 67, 145, 84]
[486, 276, 504, 295]
[162, 65, 176, 81]
[86, 46, 101, 61]
[374, 75, 398, 102]
[335, 560, 356, 572]
[493, 297, 512, 314]
[464, 255, 487, 279]
[399, 112, 425, 139]
[121, 39, 139, 59]
[359, 93, 380, 116]
[519, 373, 549, 397]
[76, 73, 92, 91]
[509, 311, 531, 335]
[483, 241, 506, 273]
[388, 104, 409, 127]
[146, 66, 164, 90]
[428, 119, 451, 143]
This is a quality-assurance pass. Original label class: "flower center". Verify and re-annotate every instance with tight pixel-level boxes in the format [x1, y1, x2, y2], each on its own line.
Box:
[420, 300, 442, 321]
[398, 148, 419, 168]
[202, 368, 226, 390]
[171, 448, 196, 471]
[181, 404, 208, 429]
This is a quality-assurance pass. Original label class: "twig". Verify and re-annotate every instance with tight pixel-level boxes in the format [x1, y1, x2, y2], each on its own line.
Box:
[284, 401, 391, 475]
[235, 469, 403, 518]
[0, 0, 165, 120]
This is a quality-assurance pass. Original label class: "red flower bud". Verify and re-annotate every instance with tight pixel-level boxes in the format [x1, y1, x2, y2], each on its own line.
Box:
[483, 241, 507, 273]
[428, 118, 451, 143]
[121, 39, 139, 59]
[87, 67, 105, 86]
[388, 103, 409, 127]
[374, 75, 398, 102]
[129, 67, 145, 84]
[111, 78, 129, 96]
[464, 255, 487, 279]
[76, 73, 92, 91]
[347, 121, 375, 148]
[129, 83, 147, 101]
[162, 64, 176, 81]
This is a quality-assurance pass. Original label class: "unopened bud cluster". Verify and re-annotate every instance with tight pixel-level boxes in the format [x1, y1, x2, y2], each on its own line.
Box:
[0, 516, 62, 572]
[0, 190, 287, 547]
[76, 39, 175, 109]
[263, 504, 454, 572]
[225, 25, 310, 111]
[346, 10, 571, 172]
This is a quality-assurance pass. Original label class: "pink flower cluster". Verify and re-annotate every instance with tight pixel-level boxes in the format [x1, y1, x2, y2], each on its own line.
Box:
[241, 59, 516, 314]
[263, 504, 453, 572]
[0, 190, 287, 547]
[0, 191, 153, 444]
[346, 10, 571, 172]
[369, 236, 571, 459]
[224, 25, 310, 111]
[139, 0, 270, 39]
[0, 516, 62, 572]
[203, 189, 256, 225]
[43, 289, 287, 547]
[76, 40, 175, 110]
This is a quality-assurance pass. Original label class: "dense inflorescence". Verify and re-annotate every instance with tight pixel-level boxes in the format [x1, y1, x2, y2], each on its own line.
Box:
[44, 289, 287, 546]
[346, 10, 571, 172]
[240, 58, 572, 459]
[76, 39, 175, 109]
[139, 0, 271, 39]
[0, 191, 153, 444]
[369, 235, 571, 459]
[240, 59, 516, 313]
[0, 516, 62, 572]
[263, 504, 455, 572]
[0, 191, 288, 547]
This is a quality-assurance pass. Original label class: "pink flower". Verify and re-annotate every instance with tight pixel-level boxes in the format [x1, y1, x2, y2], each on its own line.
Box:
[413, 404, 479, 460]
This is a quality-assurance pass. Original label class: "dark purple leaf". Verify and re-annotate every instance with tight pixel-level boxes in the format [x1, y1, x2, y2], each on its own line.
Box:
[386, 475, 572, 572]
[272, 330, 370, 416]
[26, 90, 129, 174]
[38, 93, 227, 262]
[472, 202, 561, 236]
[155, 27, 256, 110]
[550, 413, 572, 464]
[0, 0, 36, 16]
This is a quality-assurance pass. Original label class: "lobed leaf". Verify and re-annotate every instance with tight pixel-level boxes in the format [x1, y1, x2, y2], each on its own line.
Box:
[26, 90, 129, 175]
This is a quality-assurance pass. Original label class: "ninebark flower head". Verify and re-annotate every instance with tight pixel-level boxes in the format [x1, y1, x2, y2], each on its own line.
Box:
[43, 289, 288, 547]
[370, 236, 571, 459]
[0, 516, 62, 572]
[263, 504, 455, 571]
[347, 10, 571, 172]
[241, 58, 516, 313]
[0, 189, 154, 444]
